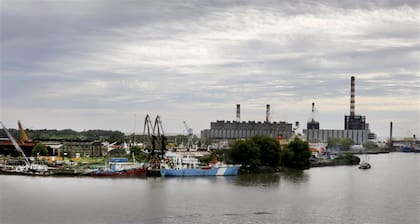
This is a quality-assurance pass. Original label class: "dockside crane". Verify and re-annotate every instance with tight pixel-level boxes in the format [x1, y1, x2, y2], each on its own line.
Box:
[18, 120, 29, 142]
[154, 115, 166, 159]
[143, 114, 156, 154]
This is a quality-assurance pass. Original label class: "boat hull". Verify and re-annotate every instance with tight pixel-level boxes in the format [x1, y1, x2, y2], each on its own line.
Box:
[358, 162, 371, 169]
[90, 167, 147, 177]
[160, 165, 241, 177]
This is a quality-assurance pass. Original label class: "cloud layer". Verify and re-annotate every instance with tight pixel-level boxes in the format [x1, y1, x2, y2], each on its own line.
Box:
[1, 0, 419, 138]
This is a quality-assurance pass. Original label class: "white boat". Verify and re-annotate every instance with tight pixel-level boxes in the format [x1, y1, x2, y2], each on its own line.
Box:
[358, 149, 371, 169]
[358, 161, 371, 169]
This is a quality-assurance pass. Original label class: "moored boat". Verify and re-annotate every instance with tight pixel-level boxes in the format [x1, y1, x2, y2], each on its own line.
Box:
[160, 151, 241, 177]
[89, 157, 147, 177]
[160, 164, 241, 177]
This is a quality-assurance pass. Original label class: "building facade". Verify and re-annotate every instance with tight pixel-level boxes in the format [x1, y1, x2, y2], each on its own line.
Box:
[201, 120, 293, 142]
[303, 129, 370, 145]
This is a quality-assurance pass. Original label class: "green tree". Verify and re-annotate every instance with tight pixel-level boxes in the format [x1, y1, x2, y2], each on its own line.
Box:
[251, 136, 281, 167]
[32, 143, 48, 156]
[280, 137, 311, 169]
[341, 138, 355, 151]
[130, 146, 147, 162]
[229, 140, 260, 169]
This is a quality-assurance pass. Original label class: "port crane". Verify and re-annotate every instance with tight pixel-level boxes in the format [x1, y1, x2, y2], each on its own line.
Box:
[18, 120, 29, 142]
[143, 114, 166, 160]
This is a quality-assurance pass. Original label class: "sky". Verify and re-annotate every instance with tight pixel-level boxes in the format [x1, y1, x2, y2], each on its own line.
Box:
[1, 0, 419, 139]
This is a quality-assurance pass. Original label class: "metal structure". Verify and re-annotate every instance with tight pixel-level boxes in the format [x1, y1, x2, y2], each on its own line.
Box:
[143, 114, 155, 153]
[307, 102, 320, 129]
[143, 115, 166, 159]
[153, 115, 166, 158]
[183, 121, 193, 149]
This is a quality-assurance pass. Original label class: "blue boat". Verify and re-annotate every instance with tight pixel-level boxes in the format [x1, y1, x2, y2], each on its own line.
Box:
[161, 164, 241, 177]
[160, 152, 241, 177]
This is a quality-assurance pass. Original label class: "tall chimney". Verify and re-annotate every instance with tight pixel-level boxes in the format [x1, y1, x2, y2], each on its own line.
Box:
[390, 121, 393, 143]
[236, 104, 240, 122]
[266, 104, 270, 123]
[350, 76, 355, 116]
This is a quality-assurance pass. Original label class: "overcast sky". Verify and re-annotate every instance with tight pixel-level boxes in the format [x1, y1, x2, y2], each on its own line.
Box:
[1, 0, 419, 139]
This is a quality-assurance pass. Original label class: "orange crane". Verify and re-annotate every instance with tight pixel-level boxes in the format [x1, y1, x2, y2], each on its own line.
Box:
[18, 120, 29, 142]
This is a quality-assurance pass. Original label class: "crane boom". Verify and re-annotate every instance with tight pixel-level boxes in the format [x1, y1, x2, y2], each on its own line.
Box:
[1, 121, 31, 166]
[18, 120, 29, 142]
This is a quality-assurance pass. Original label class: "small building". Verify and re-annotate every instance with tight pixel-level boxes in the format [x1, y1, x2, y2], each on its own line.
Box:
[59, 141, 107, 158]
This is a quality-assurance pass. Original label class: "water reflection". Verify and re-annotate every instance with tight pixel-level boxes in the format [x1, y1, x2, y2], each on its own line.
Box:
[235, 171, 308, 187]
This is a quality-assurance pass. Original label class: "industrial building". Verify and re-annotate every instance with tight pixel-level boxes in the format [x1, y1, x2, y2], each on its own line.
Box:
[201, 104, 293, 142]
[303, 76, 375, 145]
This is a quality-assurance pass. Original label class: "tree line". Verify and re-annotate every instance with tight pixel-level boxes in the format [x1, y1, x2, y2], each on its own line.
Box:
[228, 136, 311, 170]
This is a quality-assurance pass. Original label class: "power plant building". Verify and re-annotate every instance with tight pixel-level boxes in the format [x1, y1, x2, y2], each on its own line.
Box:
[304, 129, 370, 145]
[201, 104, 293, 141]
[303, 76, 374, 145]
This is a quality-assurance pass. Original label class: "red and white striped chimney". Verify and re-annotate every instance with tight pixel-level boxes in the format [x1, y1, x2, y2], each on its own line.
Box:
[236, 104, 240, 122]
[350, 76, 355, 116]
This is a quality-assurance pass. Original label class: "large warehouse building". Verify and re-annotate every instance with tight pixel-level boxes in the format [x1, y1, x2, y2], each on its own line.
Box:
[201, 104, 293, 142]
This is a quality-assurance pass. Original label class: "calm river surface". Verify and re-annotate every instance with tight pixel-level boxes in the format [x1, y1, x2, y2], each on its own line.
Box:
[1, 153, 419, 224]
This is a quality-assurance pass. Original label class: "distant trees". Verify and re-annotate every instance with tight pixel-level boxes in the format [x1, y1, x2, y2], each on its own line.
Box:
[32, 143, 48, 156]
[229, 136, 311, 171]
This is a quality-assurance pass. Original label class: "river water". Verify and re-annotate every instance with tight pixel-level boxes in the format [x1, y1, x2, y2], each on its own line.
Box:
[1, 153, 419, 224]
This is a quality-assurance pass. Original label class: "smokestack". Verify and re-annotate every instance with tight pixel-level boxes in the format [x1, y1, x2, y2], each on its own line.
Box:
[266, 104, 270, 123]
[312, 102, 315, 113]
[350, 76, 355, 116]
[236, 104, 240, 122]
[390, 121, 393, 143]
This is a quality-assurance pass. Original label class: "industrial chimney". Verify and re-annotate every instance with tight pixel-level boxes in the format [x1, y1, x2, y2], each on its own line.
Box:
[390, 121, 393, 143]
[236, 104, 240, 122]
[350, 76, 355, 116]
[266, 104, 270, 123]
